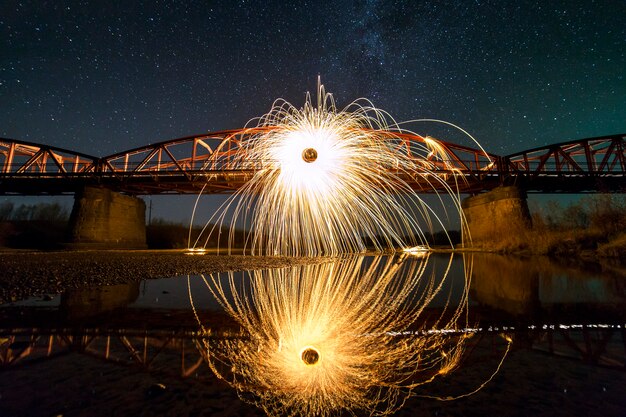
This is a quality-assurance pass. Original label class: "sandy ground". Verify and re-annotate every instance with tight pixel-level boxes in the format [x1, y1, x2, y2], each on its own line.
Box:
[0, 250, 329, 304]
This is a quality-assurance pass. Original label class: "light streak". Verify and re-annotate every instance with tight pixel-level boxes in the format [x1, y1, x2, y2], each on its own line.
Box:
[403, 245, 430, 255]
[184, 247, 208, 256]
[191, 82, 483, 256]
[184, 83, 503, 414]
[189, 254, 498, 416]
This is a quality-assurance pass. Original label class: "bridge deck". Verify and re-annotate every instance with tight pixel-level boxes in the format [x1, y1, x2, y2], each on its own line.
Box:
[1, 132, 624, 195]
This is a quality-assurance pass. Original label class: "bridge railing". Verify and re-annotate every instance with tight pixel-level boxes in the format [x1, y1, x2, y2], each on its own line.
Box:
[2, 129, 497, 174]
[504, 134, 625, 176]
[0, 139, 98, 175]
[96, 129, 497, 175]
[3, 132, 622, 195]
[0, 129, 500, 194]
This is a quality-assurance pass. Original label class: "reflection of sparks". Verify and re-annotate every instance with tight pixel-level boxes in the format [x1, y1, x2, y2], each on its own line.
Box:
[192, 82, 478, 256]
[185, 83, 503, 414]
[191, 254, 490, 416]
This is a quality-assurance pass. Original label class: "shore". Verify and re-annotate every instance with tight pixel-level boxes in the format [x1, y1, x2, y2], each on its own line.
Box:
[2, 242, 625, 305]
[471, 227, 626, 261]
[0, 250, 328, 304]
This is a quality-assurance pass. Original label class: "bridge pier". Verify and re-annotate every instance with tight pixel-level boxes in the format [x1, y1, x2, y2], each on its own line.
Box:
[66, 186, 147, 249]
[461, 186, 531, 245]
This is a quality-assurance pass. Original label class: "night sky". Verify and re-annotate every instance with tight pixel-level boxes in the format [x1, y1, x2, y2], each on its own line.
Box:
[2, 1, 625, 220]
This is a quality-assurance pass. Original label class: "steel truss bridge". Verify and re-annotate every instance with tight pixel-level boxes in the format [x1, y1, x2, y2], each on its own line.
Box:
[0, 130, 624, 195]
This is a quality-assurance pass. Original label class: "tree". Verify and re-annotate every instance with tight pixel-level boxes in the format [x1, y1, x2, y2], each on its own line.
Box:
[0, 202, 13, 221]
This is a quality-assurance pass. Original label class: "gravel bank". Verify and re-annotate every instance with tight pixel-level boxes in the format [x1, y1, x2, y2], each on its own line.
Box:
[0, 250, 327, 304]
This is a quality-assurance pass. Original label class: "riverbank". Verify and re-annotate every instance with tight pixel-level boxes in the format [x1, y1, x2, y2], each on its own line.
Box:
[2, 238, 624, 306]
[469, 228, 626, 264]
[0, 250, 328, 304]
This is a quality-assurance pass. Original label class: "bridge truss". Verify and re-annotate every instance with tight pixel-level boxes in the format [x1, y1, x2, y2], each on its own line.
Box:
[0, 129, 496, 195]
[1, 132, 624, 195]
[502, 133, 625, 192]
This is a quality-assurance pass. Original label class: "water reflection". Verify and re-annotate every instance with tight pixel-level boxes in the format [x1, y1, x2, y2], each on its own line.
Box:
[60, 282, 140, 320]
[191, 254, 490, 416]
[470, 254, 626, 321]
[1, 254, 626, 416]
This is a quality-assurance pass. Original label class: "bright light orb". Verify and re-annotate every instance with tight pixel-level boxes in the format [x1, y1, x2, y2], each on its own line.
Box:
[270, 127, 346, 195]
[216, 87, 436, 256]
[192, 82, 480, 256]
[302, 147, 318, 163]
[300, 346, 321, 366]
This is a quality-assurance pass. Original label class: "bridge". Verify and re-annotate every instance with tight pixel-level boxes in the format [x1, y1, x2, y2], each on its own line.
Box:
[0, 131, 624, 247]
[1, 131, 624, 195]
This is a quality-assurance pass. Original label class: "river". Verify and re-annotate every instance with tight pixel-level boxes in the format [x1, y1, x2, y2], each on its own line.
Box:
[0, 253, 624, 416]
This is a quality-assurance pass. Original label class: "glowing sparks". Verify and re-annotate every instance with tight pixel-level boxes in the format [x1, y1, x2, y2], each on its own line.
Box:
[267, 125, 348, 196]
[403, 245, 430, 254]
[191, 255, 477, 416]
[184, 247, 208, 256]
[191, 82, 483, 256]
[185, 84, 504, 415]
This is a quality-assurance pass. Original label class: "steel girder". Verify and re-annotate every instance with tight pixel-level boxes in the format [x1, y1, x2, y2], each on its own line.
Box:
[502, 134, 625, 193]
[0, 129, 497, 195]
[1, 132, 624, 195]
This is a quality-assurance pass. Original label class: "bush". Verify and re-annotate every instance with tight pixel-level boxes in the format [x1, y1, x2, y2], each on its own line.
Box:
[4, 202, 69, 222]
[534, 195, 625, 236]
[524, 194, 626, 259]
[146, 219, 193, 249]
[583, 194, 626, 238]
[0, 202, 70, 249]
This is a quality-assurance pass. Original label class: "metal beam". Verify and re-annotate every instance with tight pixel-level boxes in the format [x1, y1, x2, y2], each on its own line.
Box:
[0, 133, 623, 195]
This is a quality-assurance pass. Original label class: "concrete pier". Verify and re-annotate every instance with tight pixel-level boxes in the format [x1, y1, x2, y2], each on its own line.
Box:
[462, 186, 531, 244]
[67, 186, 146, 248]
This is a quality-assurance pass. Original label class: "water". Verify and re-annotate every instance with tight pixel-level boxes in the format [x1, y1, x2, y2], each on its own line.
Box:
[1, 253, 625, 416]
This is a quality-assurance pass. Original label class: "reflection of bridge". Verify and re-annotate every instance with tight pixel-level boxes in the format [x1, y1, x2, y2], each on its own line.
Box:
[2, 325, 624, 378]
[1, 131, 624, 195]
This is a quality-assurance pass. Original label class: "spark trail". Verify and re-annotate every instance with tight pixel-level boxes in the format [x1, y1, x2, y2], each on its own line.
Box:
[191, 83, 484, 256]
[191, 254, 486, 416]
[187, 84, 508, 416]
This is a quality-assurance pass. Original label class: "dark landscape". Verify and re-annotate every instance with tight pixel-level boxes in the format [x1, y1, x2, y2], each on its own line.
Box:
[1, 250, 625, 417]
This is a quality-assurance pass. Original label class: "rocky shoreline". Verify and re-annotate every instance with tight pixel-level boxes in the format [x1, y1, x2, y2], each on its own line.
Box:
[0, 250, 327, 304]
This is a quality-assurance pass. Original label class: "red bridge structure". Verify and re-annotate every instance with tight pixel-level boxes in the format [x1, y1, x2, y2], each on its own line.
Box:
[0, 131, 624, 247]
[1, 130, 624, 195]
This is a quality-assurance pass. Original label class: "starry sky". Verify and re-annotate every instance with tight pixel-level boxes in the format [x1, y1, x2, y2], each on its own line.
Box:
[1, 0, 625, 221]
